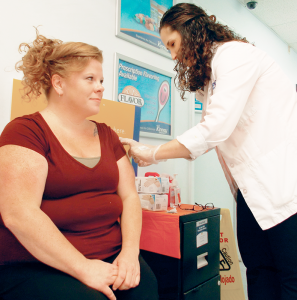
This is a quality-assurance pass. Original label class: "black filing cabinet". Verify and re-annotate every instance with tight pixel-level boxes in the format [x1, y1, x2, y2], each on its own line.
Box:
[141, 208, 221, 300]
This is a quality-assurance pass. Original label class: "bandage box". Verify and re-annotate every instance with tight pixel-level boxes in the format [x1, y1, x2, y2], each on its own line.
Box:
[139, 194, 168, 211]
[135, 177, 169, 194]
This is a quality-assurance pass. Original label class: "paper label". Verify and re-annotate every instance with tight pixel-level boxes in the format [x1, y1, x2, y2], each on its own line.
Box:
[135, 177, 169, 194]
[196, 219, 208, 248]
[139, 194, 167, 211]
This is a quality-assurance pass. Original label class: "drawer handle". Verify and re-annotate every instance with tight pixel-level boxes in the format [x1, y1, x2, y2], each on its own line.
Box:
[197, 252, 208, 269]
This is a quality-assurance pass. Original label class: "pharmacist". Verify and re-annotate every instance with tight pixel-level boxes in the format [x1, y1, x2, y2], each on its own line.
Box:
[120, 3, 297, 300]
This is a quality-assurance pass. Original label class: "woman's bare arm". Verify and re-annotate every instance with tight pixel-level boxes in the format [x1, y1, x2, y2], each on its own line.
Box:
[0, 145, 118, 300]
[112, 155, 142, 290]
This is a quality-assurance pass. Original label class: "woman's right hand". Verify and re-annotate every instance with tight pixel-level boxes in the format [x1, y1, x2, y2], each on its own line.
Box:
[79, 259, 119, 300]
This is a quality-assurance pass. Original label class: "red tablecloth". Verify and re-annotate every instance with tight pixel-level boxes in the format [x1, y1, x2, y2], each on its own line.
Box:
[140, 208, 198, 259]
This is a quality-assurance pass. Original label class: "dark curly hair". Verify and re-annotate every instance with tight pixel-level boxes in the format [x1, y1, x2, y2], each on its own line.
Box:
[160, 3, 250, 100]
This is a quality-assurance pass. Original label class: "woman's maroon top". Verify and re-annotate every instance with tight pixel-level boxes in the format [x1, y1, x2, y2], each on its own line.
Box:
[0, 112, 126, 265]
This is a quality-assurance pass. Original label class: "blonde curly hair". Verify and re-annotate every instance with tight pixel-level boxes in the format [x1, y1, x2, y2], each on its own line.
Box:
[16, 28, 103, 99]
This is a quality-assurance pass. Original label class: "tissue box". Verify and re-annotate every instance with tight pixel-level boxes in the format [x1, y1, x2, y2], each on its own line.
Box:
[135, 177, 169, 194]
[139, 194, 168, 211]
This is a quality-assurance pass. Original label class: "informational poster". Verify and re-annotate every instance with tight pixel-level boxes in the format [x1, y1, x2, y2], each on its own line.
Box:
[196, 219, 208, 248]
[116, 0, 174, 58]
[115, 53, 174, 139]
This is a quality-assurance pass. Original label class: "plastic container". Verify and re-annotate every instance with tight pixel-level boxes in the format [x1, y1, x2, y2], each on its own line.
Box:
[169, 174, 181, 207]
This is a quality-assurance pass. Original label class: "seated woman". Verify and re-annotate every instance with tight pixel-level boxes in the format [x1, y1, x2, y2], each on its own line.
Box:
[0, 31, 158, 300]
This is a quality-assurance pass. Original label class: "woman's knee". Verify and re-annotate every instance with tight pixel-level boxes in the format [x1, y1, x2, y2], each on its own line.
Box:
[0, 264, 109, 300]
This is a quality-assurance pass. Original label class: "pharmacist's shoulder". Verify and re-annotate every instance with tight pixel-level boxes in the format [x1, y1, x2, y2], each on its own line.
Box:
[213, 41, 268, 65]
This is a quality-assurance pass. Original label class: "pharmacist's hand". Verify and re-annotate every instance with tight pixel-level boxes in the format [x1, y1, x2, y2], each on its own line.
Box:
[135, 159, 152, 167]
[112, 248, 140, 291]
[119, 138, 166, 166]
[79, 259, 118, 300]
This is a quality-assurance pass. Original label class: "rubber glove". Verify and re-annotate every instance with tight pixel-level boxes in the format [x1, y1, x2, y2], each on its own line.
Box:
[119, 138, 167, 167]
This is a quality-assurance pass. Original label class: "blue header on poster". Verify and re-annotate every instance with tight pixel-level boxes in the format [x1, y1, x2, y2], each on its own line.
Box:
[117, 59, 172, 137]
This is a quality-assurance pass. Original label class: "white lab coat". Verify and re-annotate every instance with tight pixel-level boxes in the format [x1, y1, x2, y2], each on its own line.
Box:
[177, 41, 297, 230]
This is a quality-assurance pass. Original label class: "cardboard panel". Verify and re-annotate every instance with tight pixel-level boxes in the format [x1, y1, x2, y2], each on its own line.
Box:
[11, 79, 47, 121]
[220, 209, 245, 300]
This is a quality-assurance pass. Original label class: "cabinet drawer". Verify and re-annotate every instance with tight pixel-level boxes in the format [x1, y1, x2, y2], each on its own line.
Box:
[181, 215, 220, 292]
[183, 275, 220, 300]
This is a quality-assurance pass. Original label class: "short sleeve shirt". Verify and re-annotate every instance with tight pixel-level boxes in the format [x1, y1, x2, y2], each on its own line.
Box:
[0, 112, 126, 264]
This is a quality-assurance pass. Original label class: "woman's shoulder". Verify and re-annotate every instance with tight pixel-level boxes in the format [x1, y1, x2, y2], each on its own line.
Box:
[214, 41, 265, 59]
[91, 121, 126, 159]
[92, 121, 110, 134]
[211, 41, 268, 73]
[0, 112, 48, 155]
[2, 112, 45, 134]
[91, 122, 116, 136]
[217, 40, 254, 49]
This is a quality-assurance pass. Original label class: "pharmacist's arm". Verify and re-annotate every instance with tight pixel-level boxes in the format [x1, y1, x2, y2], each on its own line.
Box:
[0, 145, 118, 300]
[172, 43, 263, 160]
[155, 139, 191, 160]
[120, 138, 192, 166]
[122, 43, 263, 165]
[114, 154, 142, 290]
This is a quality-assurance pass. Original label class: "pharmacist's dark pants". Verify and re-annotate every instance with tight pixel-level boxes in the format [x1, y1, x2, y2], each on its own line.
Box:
[237, 190, 297, 300]
[0, 253, 158, 300]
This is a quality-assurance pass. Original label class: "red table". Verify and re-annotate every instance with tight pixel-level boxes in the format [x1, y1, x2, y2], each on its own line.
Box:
[140, 208, 200, 259]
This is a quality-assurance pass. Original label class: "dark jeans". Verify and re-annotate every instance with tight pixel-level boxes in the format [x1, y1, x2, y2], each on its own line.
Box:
[0, 253, 158, 300]
[237, 190, 297, 300]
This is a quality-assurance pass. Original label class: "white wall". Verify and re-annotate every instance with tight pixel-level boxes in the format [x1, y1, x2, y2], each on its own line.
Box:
[1, 0, 297, 228]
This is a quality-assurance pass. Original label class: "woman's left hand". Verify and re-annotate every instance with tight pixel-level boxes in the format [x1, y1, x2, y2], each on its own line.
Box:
[112, 248, 140, 291]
